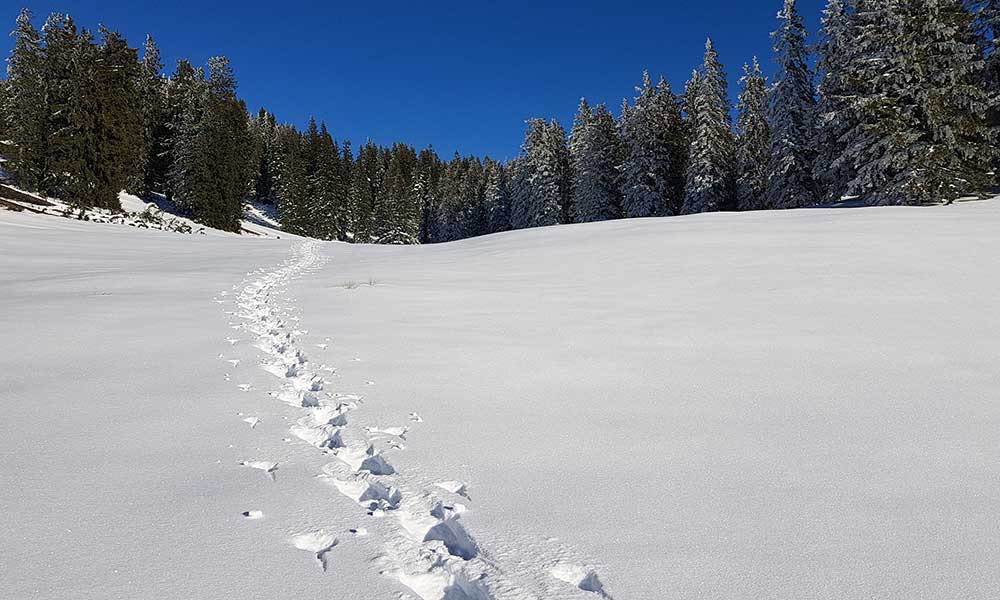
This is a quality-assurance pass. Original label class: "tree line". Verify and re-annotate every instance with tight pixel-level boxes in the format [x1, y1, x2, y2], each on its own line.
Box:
[2, 1, 998, 241]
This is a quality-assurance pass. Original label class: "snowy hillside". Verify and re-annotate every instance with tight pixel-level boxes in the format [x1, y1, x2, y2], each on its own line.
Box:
[0, 183, 288, 238]
[1, 200, 998, 600]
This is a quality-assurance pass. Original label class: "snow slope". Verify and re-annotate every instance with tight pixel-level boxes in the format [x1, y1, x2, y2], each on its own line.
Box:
[1, 200, 998, 599]
[0, 184, 288, 238]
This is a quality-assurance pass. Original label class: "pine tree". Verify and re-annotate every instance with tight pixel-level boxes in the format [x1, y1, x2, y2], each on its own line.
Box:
[273, 123, 308, 234]
[511, 119, 569, 229]
[90, 27, 144, 206]
[682, 38, 736, 214]
[507, 156, 532, 231]
[338, 140, 355, 240]
[813, 0, 856, 202]
[138, 35, 169, 194]
[414, 146, 441, 243]
[483, 158, 510, 233]
[249, 108, 278, 204]
[40, 19, 142, 209]
[570, 98, 622, 222]
[163, 59, 203, 202]
[0, 77, 10, 153]
[170, 57, 250, 230]
[619, 74, 681, 218]
[682, 69, 702, 146]
[842, 0, 994, 204]
[967, 0, 1000, 87]
[349, 140, 379, 242]
[766, 0, 818, 209]
[374, 142, 419, 243]
[462, 156, 488, 237]
[735, 58, 770, 211]
[40, 13, 88, 201]
[5, 9, 46, 190]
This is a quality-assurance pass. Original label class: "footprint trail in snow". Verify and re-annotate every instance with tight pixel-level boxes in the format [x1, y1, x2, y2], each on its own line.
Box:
[225, 240, 610, 599]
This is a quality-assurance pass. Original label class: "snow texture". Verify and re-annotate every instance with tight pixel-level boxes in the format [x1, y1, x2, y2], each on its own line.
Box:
[2, 200, 999, 599]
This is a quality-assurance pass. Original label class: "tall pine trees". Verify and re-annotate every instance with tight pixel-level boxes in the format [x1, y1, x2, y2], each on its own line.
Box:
[766, 0, 817, 209]
[813, 0, 855, 202]
[5, 9, 46, 190]
[842, 0, 994, 204]
[735, 58, 770, 211]
[682, 38, 735, 214]
[619, 74, 686, 218]
[138, 36, 170, 195]
[170, 57, 250, 231]
[509, 119, 571, 229]
[570, 98, 622, 222]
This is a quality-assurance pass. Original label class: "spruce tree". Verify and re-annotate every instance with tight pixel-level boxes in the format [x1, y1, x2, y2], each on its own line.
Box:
[766, 0, 818, 209]
[138, 35, 170, 195]
[90, 27, 143, 207]
[40, 13, 84, 199]
[249, 108, 278, 204]
[414, 146, 441, 243]
[170, 57, 250, 230]
[483, 158, 510, 233]
[512, 119, 568, 229]
[967, 0, 1000, 87]
[463, 156, 488, 237]
[349, 140, 379, 242]
[5, 9, 46, 190]
[163, 60, 203, 202]
[381, 143, 419, 243]
[507, 156, 532, 231]
[843, 0, 994, 204]
[0, 78, 9, 154]
[273, 124, 308, 234]
[570, 98, 622, 222]
[619, 74, 682, 218]
[813, 0, 856, 202]
[682, 38, 736, 214]
[735, 58, 770, 211]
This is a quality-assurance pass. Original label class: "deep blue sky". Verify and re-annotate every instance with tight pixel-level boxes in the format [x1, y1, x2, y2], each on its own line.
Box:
[4, 1, 827, 160]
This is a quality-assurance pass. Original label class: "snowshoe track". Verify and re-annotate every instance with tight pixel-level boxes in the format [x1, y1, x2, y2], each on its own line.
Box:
[224, 240, 610, 599]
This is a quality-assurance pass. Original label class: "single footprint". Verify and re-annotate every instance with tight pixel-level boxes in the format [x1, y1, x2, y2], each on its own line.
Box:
[334, 445, 395, 475]
[240, 460, 278, 481]
[365, 425, 408, 439]
[290, 530, 338, 571]
[550, 563, 611, 598]
[434, 481, 471, 500]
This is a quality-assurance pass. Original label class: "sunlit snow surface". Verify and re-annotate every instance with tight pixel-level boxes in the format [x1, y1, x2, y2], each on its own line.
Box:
[1, 200, 998, 599]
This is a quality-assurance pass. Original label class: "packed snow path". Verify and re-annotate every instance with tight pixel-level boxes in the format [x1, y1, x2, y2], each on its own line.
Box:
[227, 240, 608, 599]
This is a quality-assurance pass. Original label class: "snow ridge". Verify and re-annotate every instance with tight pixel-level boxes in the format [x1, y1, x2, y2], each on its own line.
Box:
[226, 240, 611, 599]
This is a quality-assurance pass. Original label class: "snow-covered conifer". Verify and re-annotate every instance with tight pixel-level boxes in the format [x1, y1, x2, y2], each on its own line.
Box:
[570, 98, 621, 222]
[682, 38, 735, 214]
[766, 0, 817, 209]
[813, 0, 855, 202]
[735, 58, 770, 211]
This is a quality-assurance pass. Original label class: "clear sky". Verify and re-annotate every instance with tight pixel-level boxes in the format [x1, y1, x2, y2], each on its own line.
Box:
[4, 0, 828, 160]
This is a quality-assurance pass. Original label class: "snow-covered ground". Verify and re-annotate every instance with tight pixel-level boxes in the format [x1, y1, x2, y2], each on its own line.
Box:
[0, 184, 288, 238]
[2, 200, 998, 599]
